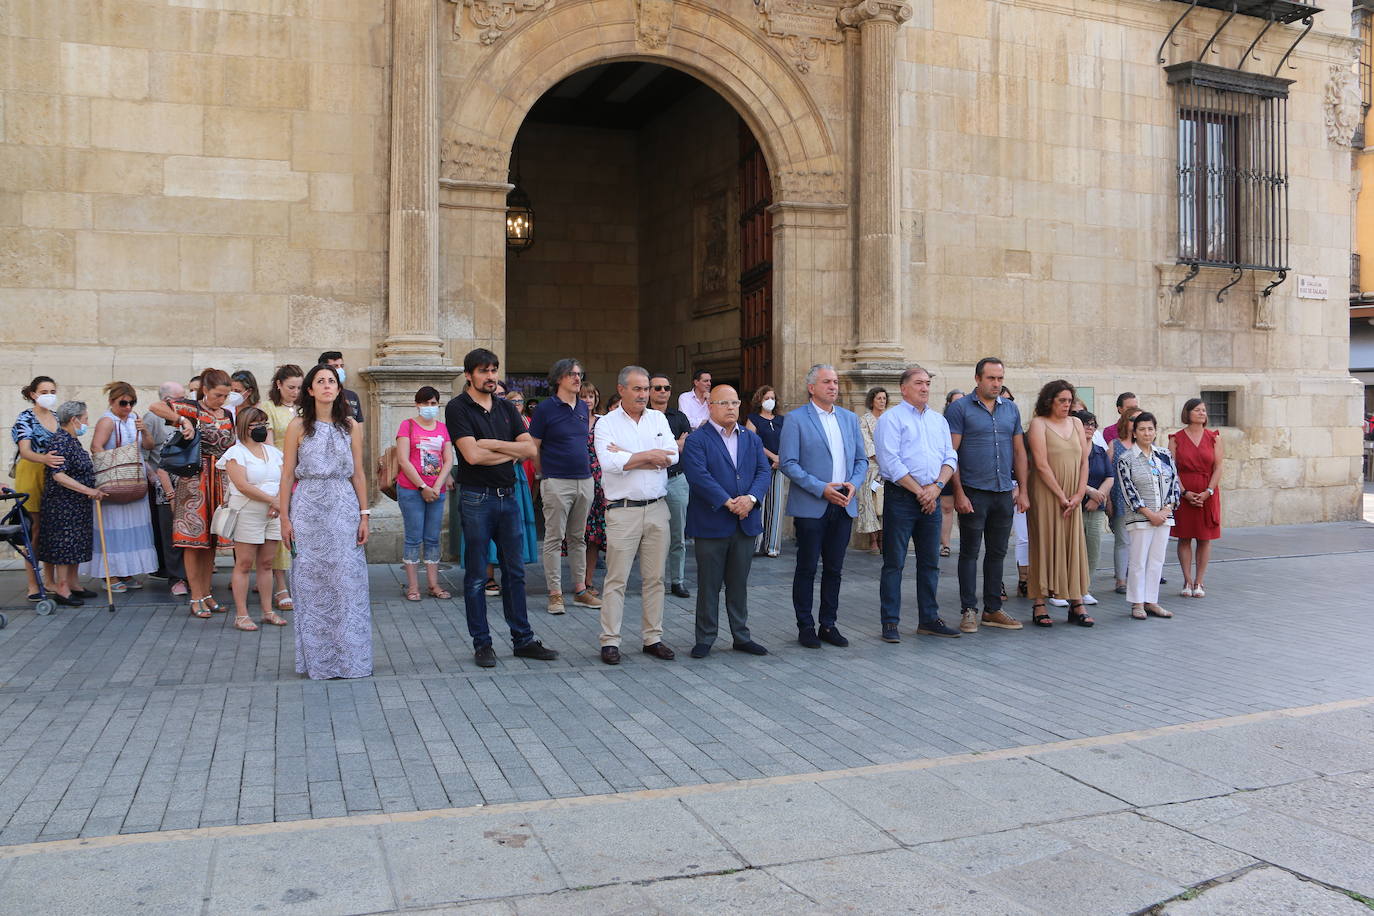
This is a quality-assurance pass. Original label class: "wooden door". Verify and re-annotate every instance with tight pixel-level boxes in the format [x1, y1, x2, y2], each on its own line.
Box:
[738, 121, 773, 397]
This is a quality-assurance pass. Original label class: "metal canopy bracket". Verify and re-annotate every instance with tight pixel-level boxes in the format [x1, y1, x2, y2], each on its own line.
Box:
[1155, 0, 1324, 68]
[1174, 262, 1202, 295]
[1217, 266, 1245, 303]
[1260, 269, 1289, 297]
[1272, 17, 1315, 76]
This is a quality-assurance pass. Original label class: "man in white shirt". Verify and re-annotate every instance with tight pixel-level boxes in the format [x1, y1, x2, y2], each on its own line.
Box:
[677, 369, 712, 429]
[593, 366, 679, 665]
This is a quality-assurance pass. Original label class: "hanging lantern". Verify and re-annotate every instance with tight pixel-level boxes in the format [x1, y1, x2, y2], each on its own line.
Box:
[506, 182, 534, 253]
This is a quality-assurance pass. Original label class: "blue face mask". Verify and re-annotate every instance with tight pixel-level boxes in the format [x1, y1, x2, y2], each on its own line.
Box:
[335, 367, 346, 385]
[75, 423, 88, 438]
[417, 405, 439, 420]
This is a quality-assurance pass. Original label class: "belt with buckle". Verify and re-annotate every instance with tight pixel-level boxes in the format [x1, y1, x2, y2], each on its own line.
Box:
[461, 485, 514, 497]
[606, 496, 663, 510]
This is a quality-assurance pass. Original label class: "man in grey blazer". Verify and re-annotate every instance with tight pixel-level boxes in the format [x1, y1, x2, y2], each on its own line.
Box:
[778, 365, 869, 648]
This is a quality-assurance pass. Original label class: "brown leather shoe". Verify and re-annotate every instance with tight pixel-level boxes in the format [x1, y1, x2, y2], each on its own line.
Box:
[600, 646, 621, 665]
[642, 641, 675, 660]
[982, 609, 1023, 630]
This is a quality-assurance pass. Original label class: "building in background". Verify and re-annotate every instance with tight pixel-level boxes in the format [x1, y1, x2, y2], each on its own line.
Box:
[1, 0, 1363, 558]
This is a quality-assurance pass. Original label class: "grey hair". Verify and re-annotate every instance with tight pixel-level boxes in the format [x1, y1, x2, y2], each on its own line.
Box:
[158, 381, 185, 400]
[617, 365, 649, 387]
[55, 400, 87, 426]
[547, 357, 582, 389]
[899, 365, 932, 387]
[806, 364, 837, 386]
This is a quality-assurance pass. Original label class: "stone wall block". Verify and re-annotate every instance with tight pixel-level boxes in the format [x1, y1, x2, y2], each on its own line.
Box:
[252, 237, 313, 294]
[75, 231, 179, 291]
[223, 58, 309, 108]
[179, 236, 255, 292]
[0, 289, 98, 343]
[203, 107, 292, 160]
[287, 294, 372, 347]
[4, 93, 91, 148]
[93, 196, 289, 236]
[65, 151, 164, 195]
[164, 156, 309, 201]
[214, 293, 289, 347]
[60, 43, 150, 99]
[21, 192, 93, 229]
[98, 292, 214, 343]
[90, 100, 203, 155]
[0, 228, 75, 288]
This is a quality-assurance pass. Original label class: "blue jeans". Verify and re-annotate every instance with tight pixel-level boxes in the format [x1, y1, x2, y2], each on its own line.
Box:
[397, 486, 446, 564]
[792, 502, 853, 630]
[879, 484, 942, 628]
[459, 487, 535, 650]
[957, 487, 1014, 612]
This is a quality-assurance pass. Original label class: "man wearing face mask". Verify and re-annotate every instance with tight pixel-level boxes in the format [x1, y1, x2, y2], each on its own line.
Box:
[318, 351, 365, 425]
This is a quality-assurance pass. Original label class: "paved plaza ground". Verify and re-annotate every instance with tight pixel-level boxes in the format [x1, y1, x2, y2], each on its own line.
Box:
[1, 518, 1372, 913]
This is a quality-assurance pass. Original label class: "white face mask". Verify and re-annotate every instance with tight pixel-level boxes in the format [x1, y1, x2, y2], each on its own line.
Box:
[335, 367, 347, 385]
[35, 393, 58, 411]
[226, 392, 245, 408]
[762, 398, 776, 412]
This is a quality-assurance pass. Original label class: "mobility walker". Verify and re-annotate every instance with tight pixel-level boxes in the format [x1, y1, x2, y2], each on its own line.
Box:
[0, 488, 58, 625]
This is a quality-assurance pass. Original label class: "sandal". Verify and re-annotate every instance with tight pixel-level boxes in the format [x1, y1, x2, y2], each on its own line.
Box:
[1017, 579, 1029, 598]
[404, 586, 421, 602]
[1031, 601, 1053, 627]
[233, 614, 258, 632]
[202, 596, 224, 613]
[189, 597, 212, 619]
[1145, 603, 1173, 618]
[1067, 601, 1095, 627]
[427, 585, 452, 599]
[939, 545, 951, 557]
[1130, 604, 1147, 620]
[273, 589, 294, 611]
[484, 578, 501, 596]
[261, 609, 287, 627]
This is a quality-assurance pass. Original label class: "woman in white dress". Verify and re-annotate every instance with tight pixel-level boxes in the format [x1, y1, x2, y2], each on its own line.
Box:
[217, 407, 287, 632]
[80, 381, 158, 591]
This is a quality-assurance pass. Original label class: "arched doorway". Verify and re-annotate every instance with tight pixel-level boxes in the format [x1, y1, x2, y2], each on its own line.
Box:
[502, 63, 772, 400]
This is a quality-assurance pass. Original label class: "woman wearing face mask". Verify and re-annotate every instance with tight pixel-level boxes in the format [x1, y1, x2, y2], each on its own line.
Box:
[396, 386, 455, 601]
[37, 401, 105, 606]
[80, 381, 159, 593]
[149, 368, 237, 619]
[263, 364, 303, 611]
[11, 376, 66, 599]
[1116, 411, 1181, 620]
[217, 407, 286, 631]
[746, 385, 787, 557]
[229, 370, 261, 413]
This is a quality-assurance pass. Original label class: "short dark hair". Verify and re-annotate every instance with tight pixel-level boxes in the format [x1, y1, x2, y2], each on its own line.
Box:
[974, 357, 1004, 378]
[692, 368, 712, 382]
[415, 385, 440, 404]
[1181, 397, 1204, 425]
[1073, 409, 1098, 428]
[548, 357, 582, 388]
[1131, 411, 1157, 439]
[1034, 379, 1075, 417]
[649, 372, 672, 385]
[464, 348, 499, 375]
[318, 350, 343, 365]
[1115, 391, 1137, 409]
[865, 386, 888, 410]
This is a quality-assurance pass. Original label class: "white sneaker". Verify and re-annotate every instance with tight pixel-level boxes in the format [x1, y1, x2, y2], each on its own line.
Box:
[1048, 597, 1068, 607]
[1081, 593, 1098, 605]
[1192, 586, 1205, 598]
[1180, 585, 1195, 598]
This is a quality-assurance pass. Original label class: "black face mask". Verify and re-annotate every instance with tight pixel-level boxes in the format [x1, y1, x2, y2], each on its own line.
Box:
[249, 427, 269, 443]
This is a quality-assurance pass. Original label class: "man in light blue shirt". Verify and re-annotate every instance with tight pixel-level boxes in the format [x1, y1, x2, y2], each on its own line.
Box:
[874, 365, 959, 642]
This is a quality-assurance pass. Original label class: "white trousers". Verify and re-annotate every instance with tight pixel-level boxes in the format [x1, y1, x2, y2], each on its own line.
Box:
[1013, 510, 1028, 567]
[1126, 523, 1170, 604]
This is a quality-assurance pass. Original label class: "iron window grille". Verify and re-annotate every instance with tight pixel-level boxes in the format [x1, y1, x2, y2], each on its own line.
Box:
[1358, 1, 1374, 128]
[1168, 62, 1292, 274]
[1200, 389, 1234, 427]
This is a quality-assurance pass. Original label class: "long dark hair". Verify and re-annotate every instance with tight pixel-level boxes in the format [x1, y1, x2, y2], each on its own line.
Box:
[268, 364, 304, 406]
[299, 365, 352, 437]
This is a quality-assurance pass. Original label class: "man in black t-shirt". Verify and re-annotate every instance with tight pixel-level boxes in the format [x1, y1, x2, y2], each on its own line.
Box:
[650, 373, 693, 599]
[445, 348, 559, 668]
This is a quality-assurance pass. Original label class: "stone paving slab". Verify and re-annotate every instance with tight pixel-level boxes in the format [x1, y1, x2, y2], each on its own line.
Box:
[0, 522, 1372, 848]
[1162, 866, 1373, 915]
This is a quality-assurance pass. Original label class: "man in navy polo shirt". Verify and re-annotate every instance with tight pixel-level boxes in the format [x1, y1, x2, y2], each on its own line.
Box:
[945, 357, 1028, 634]
[529, 357, 602, 615]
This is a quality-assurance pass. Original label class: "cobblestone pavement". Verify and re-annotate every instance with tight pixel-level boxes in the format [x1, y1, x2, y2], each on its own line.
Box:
[0, 521, 1371, 848]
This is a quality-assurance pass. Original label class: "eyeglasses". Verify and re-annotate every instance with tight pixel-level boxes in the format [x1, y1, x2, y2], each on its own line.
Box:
[711, 400, 741, 407]
[117, 399, 136, 407]
[651, 385, 671, 392]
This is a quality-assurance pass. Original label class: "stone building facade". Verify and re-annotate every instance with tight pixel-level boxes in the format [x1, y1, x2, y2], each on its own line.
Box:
[1, 0, 1363, 558]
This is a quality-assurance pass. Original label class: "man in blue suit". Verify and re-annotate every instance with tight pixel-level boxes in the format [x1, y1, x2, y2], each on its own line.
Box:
[681, 385, 773, 658]
[778, 365, 869, 648]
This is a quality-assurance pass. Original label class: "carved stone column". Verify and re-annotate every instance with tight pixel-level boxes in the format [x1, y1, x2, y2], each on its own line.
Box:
[839, 0, 912, 375]
[380, 0, 444, 365]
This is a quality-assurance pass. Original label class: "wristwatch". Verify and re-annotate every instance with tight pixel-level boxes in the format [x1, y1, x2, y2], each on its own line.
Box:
[1205, 488, 1214, 496]
[934, 480, 945, 490]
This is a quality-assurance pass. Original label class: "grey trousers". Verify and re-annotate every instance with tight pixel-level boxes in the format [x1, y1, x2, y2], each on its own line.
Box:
[664, 473, 688, 586]
[693, 530, 755, 647]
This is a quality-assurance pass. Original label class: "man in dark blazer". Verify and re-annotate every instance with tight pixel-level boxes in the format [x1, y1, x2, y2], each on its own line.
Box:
[778, 365, 869, 648]
[681, 385, 772, 658]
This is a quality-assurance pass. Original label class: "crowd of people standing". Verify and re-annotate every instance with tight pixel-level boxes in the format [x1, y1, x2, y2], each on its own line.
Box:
[6, 347, 1224, 676]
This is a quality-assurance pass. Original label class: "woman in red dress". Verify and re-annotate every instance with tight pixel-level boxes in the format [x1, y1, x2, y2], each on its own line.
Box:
[1169, 398, 1223, 598]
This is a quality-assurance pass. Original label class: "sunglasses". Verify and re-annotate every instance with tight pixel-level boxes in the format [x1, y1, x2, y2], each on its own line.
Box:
[117, 399, 136, 407]
[651, 385, 671, 392]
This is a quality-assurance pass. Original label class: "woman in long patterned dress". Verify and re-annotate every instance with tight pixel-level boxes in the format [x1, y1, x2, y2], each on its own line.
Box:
[1025, 380, 1092, 628]
[12, 375, 64, 598]
[37, 401, 104, 607]
[1170, 397, 1223, 598]
[856, 387, 888, 552]
[80, 381, 159, 592]
[581, 382, 607, 594]
[149, 369, 236, 619]
[279, 364, 372, 680]
[263, 364, 303, 610]
[745, 385, 786, 557]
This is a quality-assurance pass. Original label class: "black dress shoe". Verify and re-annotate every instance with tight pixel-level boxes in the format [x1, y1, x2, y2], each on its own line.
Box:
[642, 642, 675, 660]
[53, 594, 84, 607]
[514, 640, 559, 660]
[600, 646, 621, 665]
[670, 583, 691, 599]
[474, 646, 497, 668]
[916, 618, 961, 638]
[798, 626, 822, 648]
[732, 640, 768, 656]
[818, 626, 849, 647]
[690, 642, 711, 658]
[72, 588, 97, 599]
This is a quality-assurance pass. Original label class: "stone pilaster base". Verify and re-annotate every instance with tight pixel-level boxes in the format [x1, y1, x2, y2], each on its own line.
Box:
[839, 360, 906, 412]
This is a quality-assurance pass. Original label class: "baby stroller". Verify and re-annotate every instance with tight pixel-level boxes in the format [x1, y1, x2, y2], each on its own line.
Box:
[0, 488, 58, 625]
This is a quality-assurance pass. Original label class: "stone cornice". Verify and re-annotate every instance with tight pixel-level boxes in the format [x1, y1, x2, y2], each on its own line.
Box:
[837, 0, 913, 28]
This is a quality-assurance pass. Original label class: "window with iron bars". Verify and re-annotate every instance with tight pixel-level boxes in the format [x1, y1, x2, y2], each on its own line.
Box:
[1168, 62, 1292, 273]
[1357, 0, 1374, 143]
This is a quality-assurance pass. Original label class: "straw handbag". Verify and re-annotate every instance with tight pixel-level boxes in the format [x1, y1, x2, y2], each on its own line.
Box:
[92, 421, 148, 505]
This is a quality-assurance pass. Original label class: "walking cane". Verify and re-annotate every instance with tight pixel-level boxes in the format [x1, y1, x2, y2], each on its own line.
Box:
[95, 499, 116, 612]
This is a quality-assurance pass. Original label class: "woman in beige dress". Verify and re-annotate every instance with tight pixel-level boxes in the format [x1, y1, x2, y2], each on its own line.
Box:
[1026, 379, 1092, 627]
[856, 387, 887, 551]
